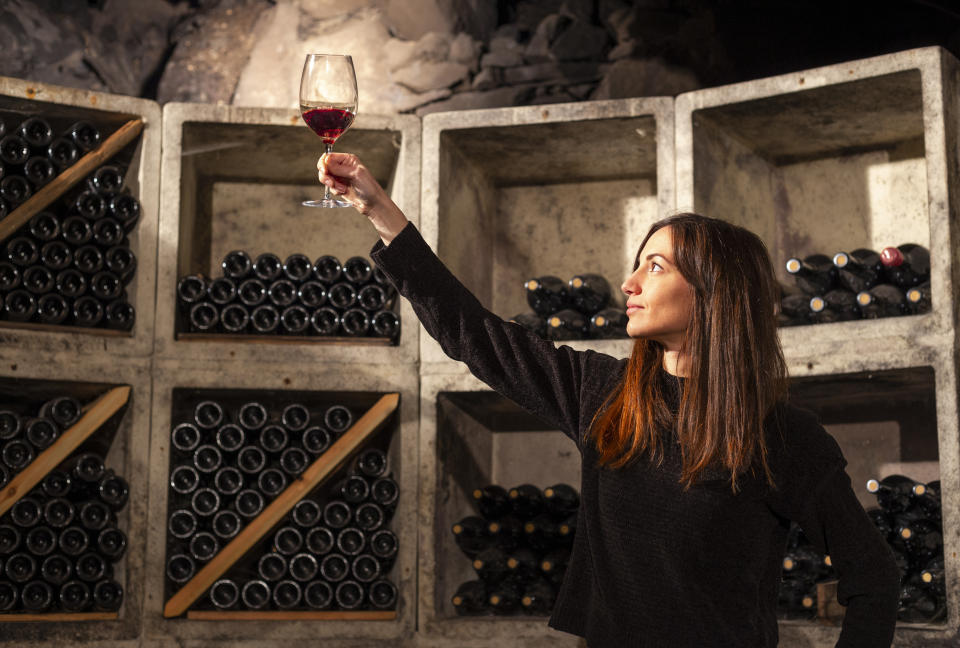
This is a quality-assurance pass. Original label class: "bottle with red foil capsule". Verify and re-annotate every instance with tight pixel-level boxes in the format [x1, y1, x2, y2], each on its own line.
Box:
[880, 244, 929, 288]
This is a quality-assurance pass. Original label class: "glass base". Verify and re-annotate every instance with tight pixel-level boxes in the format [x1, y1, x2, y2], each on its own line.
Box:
[302, 197, 353, 208]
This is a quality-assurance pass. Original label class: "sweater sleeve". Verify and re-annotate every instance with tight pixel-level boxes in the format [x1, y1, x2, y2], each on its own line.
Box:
[370, 222, 623, 445]
[798, 466, 901, 648]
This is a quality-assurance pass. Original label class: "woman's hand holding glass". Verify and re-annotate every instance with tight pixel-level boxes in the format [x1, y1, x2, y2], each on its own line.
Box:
[317, 152, 409, 245]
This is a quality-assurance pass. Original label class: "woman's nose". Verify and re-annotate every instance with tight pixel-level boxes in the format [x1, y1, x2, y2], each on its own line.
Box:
[622, 273, 640, 296]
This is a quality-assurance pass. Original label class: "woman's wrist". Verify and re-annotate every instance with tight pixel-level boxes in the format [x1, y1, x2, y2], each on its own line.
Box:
[367, 200, 409, 245]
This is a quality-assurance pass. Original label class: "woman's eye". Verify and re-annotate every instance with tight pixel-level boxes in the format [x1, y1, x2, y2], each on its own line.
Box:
[650, 262, 663, 272]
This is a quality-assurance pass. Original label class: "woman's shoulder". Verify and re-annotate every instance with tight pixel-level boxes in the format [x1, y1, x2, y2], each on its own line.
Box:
[764, 401, 846, 471]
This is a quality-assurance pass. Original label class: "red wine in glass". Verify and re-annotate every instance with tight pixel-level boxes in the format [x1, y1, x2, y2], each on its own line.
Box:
[299, 54, 358, 209]
[301, 107, 356, 146]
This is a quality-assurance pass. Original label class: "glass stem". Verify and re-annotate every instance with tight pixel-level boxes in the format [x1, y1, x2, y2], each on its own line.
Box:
[323, 143, 334, 201]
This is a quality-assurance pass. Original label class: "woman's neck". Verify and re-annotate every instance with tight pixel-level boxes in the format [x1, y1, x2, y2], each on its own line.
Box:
[662, 349, 690, 378]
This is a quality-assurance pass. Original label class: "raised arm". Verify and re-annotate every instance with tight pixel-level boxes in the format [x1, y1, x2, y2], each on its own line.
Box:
[318, 152, 624, 442]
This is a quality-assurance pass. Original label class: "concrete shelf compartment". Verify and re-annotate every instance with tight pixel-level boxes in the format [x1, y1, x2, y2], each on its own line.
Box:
[420, 99, 675, 374]
[0, 76, 161, 358]
[144, 359, 417, 646]
[674, 47, 960, 361]
[418, 372, 582, 647]
[0, 354, 150, 644]
[155, 104, 420, 366]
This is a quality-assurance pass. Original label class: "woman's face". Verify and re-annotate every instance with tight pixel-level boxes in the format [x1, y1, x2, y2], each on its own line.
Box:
[621, 226, 695, 349]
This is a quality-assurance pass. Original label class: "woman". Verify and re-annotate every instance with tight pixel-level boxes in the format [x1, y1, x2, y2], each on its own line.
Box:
[318, 153, 900, 647]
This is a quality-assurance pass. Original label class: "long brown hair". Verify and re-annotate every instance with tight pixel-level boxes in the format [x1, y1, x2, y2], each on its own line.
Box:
[589, 213, 788, 492]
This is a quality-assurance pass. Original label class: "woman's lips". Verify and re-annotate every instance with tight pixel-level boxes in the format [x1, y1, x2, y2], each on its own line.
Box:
[626, 306, 642, 315]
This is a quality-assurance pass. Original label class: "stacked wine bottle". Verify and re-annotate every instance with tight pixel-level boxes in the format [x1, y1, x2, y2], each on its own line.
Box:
[450, 483, 578, 616]
[866, 474, 945, 623]
[200, 447, 400, 612]
[0, 115, 140, 330]
[511, 274, 626, 341]
[773, 473, 945, 624]
[0, 451, 129, 614]
[176, 252, 400, 340]
[779, 244, 930, 327]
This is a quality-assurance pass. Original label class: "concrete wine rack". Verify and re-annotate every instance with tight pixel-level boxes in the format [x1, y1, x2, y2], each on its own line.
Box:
[0, 77, 161, 358]
[0, 358, 148, 644]
[0, 44, 958, 648]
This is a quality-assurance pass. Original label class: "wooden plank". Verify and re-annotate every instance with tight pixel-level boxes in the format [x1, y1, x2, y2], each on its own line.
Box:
[164, 392, 400, 618]
[0, 320, 132, 337]
[0, 118, 144, 243]
[187, 610, 396, 621]
[0, 612, 119, 622]
[0, 385, 131, 516]
[176, 333, 393, 346]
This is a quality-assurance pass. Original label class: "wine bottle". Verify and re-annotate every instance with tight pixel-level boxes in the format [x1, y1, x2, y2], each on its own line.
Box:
[524, 514, 560, 552]
[36, 293, 69, 326]
[41, 240, 73, 271]
[545, 309, 588, 340]
[47, 137, 78, 171]
[28, 211, 60, 241]
[18, 116, 53, 148]
[525, 276, 568, 316]
[170, 508, 199, 542]
[313, 255, 342, 283]
[5, 551, 37, 583]
[280, 304, 310, 334]
[221, 250, 252, 280]
[259, 424, 288, 454]
[273, 579, 303, 609]
[78, 500, 110, 531]
[472, 547, 509, 582]
[557, 512, 576, 546]
[75, 552, 108, 583]
[177, 275, 207, 304]
[543, 483, 579, 519]
[369, 529, 398, 561]
[273, 526, 304, 556]
[350, 553, 380, 582]
[472, 484, 511, 520]
[777, 577, 817, 618]
[369, 579, 397, 609]
[104, 246, 136, 283]
[505, 547, 540, 582]
[283, 253, 314, 283]
[40, 554, 73, 585]
[24, 156, 56, 187]
[589, 307, 628, 338]
[66, 122, 100, 152]
[55, 268, 86, 299]
[22, 265, 55, 295]
[898, 583, 942, 622]
[73, 190, 106, 219]
[11, 497, 42, 528]
[208, 277, 237, 306]
[241, 580, 271, 609]
[297, 280, 327, 309]
[41, 470, 72, 498]
[171, 422, 201, 452]
[250, 304, 280, 334]
[213, 466, 243, 496]
[856, 284, 906, 319]
[88, 165, 123, 194]
[267, 279, 297, 308]
[336, 527, 365, 556]
[6, 237, 39, 267]
[355, 284, 387, 313]
[306, 526, 336, 556]
[189, 531, 219, 562]
[25, 526, 57, 556]
[521, 579, 557, 615]
[509, 484, 545, 520]
[257, 468, 287, 497]
[343, 256, 372, 285]
[237, 278, 267, 307]
[0, 524, 20, 553]
[292, 499, 322, 528]
[881, 244, 930, 288]
[59, 579, 91, 612]
[220, 303, 249, 333]
[0, 175, 31, 205]
[236, 446, 266, 474]
[190, 487, 220, 517]
[335, 580, 364, 610]
[488, 578, 522, 614]
[21, 579, 54, 611]
[194, 400, 224, 429]
[210, 579, 239, 609]
[320, 553, 350, 582]
[0, 262, 20, 292]
[58, 526, 90, 556]
[568, 274, 611, 315]
[238, 401, 268, 431]
[487, 516, 523, 552]
[109, 193, 141, 231]
[833, 249, 882, 293]
[371, 309, 401, 339]
[290, 552, 319, 582]
[785, 255, 836, 295]
[188, 301, 218, 332]
[328, 282, 358, 310]
[310, 306, 340, 335]
[212, 510, 241, 540]
[325, 405, 354, 435]
[356, 447, 387, 478]
[104, 299, 135, 331]
[337, 475, 370, 504]
[304, 580, 333, 609]
[540, 548, 569, 585]
[452, 579, 487, 615]
[371, 476, 399, 508]
[302, 426, 333, 455]
[0, 134, 30, 165]
[867, 475, 924, 513]
[25, 417, 58, 450]
[42, 498, 75, 528]
[452, 516, 493, 558]
[253, 252, 283, 282]
[905, 281, 931, 315]
[323, 500, 352, 529]
[97, 527, 127, 561]
[2, 438, 35, 470]
[166, 554, 195, 584]
[191, 442, 224, 475]
[355, 502, 385, 532]
[90, 270, 122, 301]
[92, 579, 124, 611]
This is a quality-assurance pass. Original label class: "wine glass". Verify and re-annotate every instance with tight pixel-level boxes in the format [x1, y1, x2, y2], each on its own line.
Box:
[299, 53, 358, 208]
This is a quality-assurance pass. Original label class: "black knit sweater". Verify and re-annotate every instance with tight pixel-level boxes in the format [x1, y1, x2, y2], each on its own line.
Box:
[371, 222, 900, 647]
